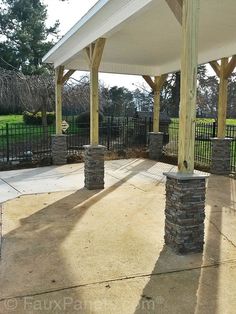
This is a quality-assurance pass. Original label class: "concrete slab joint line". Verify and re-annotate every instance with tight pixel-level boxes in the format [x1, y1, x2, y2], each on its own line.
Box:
[210, 137, 233, 175]
[51, 134, 67, 166]
[84, 145, 106, 190]
[164, 172, 207, 255]
[149, 132, 164, 161]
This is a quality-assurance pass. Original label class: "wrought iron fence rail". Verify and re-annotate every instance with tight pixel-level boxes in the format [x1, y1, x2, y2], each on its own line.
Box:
[0, 118, 235, 172]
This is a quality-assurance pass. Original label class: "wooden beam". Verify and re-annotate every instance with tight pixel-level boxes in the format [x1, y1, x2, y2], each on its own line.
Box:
[178, 0, 200, 173]
[218, 58, 228, 138]
[61, 69, 76, 84]
[153, 76, 161, 133]
[153, 74, 168, 132]
[55, 66, 64, 135]
[88, 38, 106, 145]
[92, 38, 106, 69]
[209, 60, 220, 77]
[84, 47, 91, 65]
[142, 74, 167, 132]
[156, 74, 168, 91]
[57, 65, 64, 84]
[224, 55, 236, 79]
[142, 75, 156, 90]
[90, 67, 99, 145]
[165, 0, 183, 25]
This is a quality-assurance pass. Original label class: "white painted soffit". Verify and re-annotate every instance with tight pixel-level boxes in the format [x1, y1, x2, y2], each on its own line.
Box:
[42, 0, 236, 76]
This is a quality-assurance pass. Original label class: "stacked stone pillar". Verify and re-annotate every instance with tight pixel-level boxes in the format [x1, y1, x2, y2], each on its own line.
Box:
[164, 173, 207, 254]
[211, 138, 232, 175]
[84, 145, 106, 190]
[149, 132, 164, 160]
[51, 134, 67, 165]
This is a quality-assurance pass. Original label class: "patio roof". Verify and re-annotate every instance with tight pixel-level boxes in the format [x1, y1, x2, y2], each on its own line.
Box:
[43, 0, 236, 76]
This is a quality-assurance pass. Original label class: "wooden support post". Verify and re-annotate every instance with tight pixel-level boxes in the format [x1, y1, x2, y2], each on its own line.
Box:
[55, 66, 64, 135]
[209, 56, 236, 138]
[90, 67, 99, 144]
[84, 38, 106, 145]
[218, 58, 228, 138]
[153, 76, 161, 132]
[142, 74, 167, 132]
[178, 0, 200, 173]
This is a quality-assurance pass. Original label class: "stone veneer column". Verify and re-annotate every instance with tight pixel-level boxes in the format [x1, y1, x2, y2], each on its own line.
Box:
[164, 172, 207, 254]
[84, 145, 106, 190]
[51, 134, 67, 165]
[211, 138, 232, 175]
[149, 132, 164, 160]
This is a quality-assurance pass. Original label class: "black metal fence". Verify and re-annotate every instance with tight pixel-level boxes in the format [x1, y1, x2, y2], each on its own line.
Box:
[66, 117, 149, 154]
[0, 117, 235, 173]
[0, 117, 151, 166]
[165, 120, 236, 172]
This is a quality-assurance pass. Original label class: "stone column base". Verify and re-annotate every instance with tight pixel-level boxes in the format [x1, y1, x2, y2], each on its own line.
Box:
[84, 145, 106, 190]
[149, 132, 164, 160]
[164, 172, 208, 254]
[211, 138, 232, 175]
[51, 134, 67, 165]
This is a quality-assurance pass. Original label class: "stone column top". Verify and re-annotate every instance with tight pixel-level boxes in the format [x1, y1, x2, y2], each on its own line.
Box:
[210, 137, 233, 141]
[148, 132, 164, 135]
[83, 145, 106, 149]
[163, 172, 209, 180]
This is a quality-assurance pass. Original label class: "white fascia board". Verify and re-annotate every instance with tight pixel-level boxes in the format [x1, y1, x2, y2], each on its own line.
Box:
[66, 59, 160, 76]
[52, 0, 153, 68]
[42, 0, 110, 63]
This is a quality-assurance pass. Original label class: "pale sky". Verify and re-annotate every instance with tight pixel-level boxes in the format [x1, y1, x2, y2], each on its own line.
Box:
[43, 0, 146, 90]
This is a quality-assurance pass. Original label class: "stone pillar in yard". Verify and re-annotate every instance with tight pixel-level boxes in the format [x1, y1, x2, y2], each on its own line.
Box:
[51, 134, 67, 165]
[211, 138, 232, 175]
[149, 132, 163, 160]
[84, 145, 106, 190]
[164, 172, 207, 254]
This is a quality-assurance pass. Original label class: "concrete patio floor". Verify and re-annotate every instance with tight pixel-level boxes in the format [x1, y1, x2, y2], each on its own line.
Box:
[0, 159, 236, 313]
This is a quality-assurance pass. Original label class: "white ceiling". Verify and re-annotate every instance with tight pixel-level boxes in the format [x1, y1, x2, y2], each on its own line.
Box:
[43, 0, 236, 75]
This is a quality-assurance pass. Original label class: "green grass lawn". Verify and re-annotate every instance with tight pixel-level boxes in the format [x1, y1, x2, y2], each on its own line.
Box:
[0, 115, 23, 127]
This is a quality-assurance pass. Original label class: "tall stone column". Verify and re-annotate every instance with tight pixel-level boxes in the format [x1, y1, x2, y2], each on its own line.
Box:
[51, 134, 67, 165]
[149, 132, 164, 160]
[84, 145, 106, 190]
[164, 173, 207, 254]
[211, 138, 232, 175]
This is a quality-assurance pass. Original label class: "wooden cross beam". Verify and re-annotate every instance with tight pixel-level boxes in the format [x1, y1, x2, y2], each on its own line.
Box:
[210, 56, 236, 79]
[224, 55, 236, 79]
[61, 69, 76, 84]
[209, 55, 236, 138]
[142, 75, 156, 91]
[142, 74, 167, 132]
[209, 61, 220, 77]
[84, 38, 106, 145]
[165, 0, 183, 25]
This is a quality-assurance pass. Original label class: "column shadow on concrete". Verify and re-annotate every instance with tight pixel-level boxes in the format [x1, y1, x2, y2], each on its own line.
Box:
[0, 159, 159, 305]
[134, 174, 232, 314]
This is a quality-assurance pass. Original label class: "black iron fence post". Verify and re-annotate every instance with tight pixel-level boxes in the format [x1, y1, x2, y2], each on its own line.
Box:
[212, 121, 216, 138]
[107, 117, 111, 150]
[149, 117, 152, 132]
[6, 123, 10, 163]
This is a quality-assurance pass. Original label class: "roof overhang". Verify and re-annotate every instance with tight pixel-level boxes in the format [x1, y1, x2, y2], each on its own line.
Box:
[43, 0, 236, 76]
